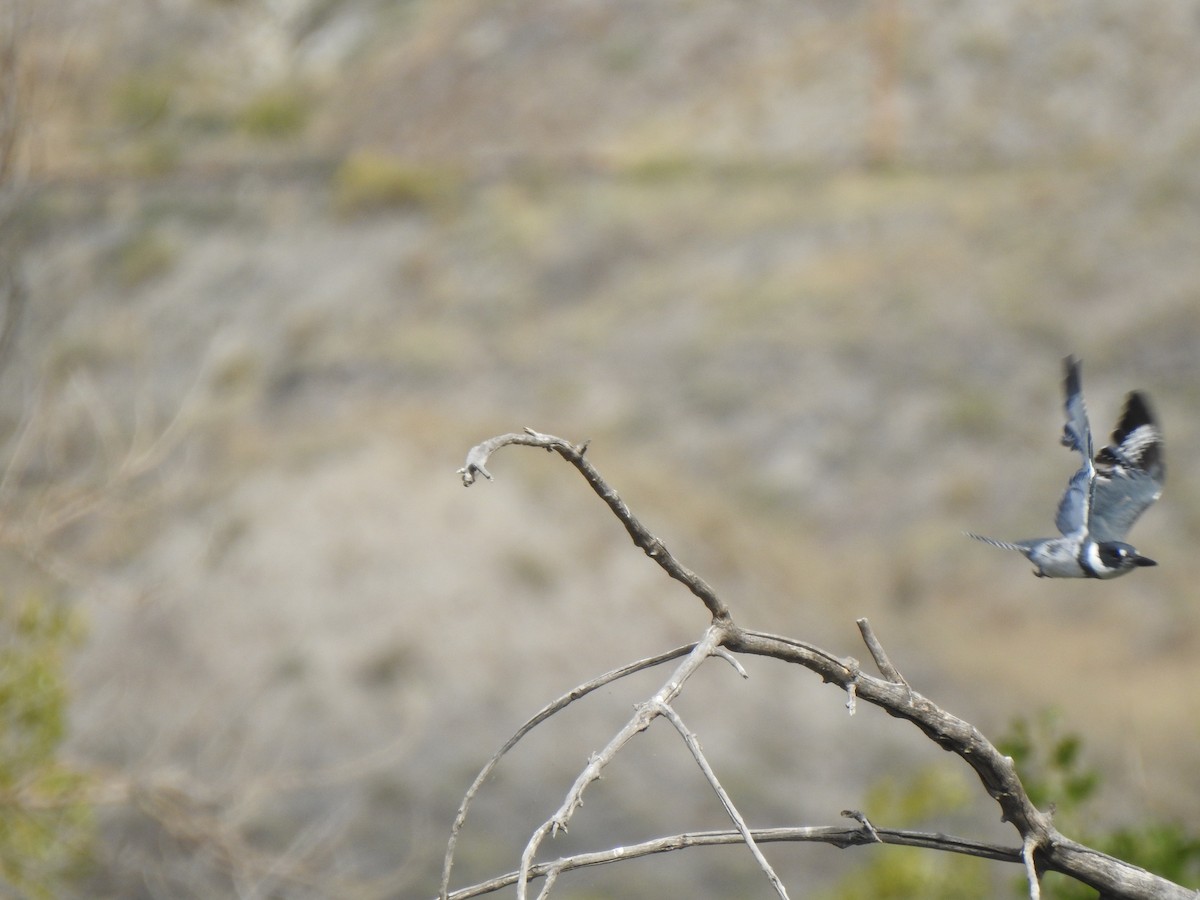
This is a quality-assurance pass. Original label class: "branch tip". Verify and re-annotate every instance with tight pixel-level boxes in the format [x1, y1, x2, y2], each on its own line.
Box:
[457, 428, 731, 619]
[855, 618, 913, 701]
[841, 809, 881, 843]
[714, 648, 749, 678]
[457, 462, 493, 486]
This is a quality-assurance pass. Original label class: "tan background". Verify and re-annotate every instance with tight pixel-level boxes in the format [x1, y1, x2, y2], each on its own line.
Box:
[5, 1, 1200, 896]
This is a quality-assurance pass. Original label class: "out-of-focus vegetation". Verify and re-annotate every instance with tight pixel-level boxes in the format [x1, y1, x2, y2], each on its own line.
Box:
[1000, 713, 1200, 899]
[111, 74, 174, 132]
[0, 597, 92, 899]
[237, 87, 311, 140]
[331, 151, 463, 215]
[106, 227, 177, 288]
[817, 767, 988, 900]
[822, 712, 1200, 898]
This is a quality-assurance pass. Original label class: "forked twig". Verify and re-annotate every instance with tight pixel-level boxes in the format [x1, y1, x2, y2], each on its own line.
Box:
[840, 809, 881, 843]
[516, 624, 729, 900]
[656, 701, 789, 899]
[438, 824, 1023, 899]
[439, 643, 696, 900]
[451, 430, 1198, 900]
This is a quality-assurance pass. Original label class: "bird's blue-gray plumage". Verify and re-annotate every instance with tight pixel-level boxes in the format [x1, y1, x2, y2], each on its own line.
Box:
[967, 356, 1164, 579]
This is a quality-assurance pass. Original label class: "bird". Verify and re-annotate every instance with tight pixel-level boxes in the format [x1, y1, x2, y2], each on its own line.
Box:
[966, 356, 1164, 578]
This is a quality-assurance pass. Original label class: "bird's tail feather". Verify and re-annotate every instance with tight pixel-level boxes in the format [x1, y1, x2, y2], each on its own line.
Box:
[963, 532, 1032, 553]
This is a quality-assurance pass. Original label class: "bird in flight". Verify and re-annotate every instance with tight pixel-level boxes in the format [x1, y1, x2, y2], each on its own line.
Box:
[967, 356, 1164, 578]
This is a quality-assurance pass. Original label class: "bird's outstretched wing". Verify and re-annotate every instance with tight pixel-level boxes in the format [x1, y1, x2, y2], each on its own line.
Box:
[1088, 391, 1165, 542]
[1054, 356, 1095, 537]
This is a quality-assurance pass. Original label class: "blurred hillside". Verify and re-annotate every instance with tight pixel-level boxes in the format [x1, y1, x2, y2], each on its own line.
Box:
[3, 0, 1200, 897]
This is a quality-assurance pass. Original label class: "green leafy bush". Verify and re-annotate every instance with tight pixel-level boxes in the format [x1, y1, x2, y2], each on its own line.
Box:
[817, 767, 987, 900]
[825, 710, 1200, 898]
[1001, 711, 1200, 899]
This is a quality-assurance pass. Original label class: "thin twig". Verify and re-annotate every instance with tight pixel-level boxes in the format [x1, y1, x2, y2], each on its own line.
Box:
[440, 644, 696, 900]
[855, 618, 906, 685]
[840, 809, 881, 843]
[728, 624, 1054, 845]
[435, 824, 1023, 899]
[458, 429, 730, 620]
[457, 431, 556, 486]
[712, 647, 748, 677]
[455, 431, 1199, 900]
[723, 625, 1198, 897]
[1024, 833, 1042, 900]
[516, 624, 728, 900]
[656, 701, 789, 899]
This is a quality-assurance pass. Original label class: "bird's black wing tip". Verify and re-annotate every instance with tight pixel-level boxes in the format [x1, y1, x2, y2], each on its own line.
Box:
[1063, 355, 1082, 393]
[1118, 390, 1157, 431]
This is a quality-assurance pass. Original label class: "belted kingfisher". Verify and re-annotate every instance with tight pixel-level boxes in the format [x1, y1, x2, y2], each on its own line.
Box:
[967, 356, 1164, 579]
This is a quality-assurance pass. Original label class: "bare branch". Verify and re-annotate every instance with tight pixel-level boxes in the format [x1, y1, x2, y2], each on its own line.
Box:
[656, 700, 789, 899]
[437, 823, 1024, 899]
[459, 429, 730, 620]
[724, 625, 1196, 900]
[840, 809, 881, 844]
[713, 647, 749, 677]
[440, 643, 696, 900]
[454, 431, 1198, 900]
[1024, 833, 1043, 900]
[728, 626, 1050, 831]
[457, 430, 554, 485]
[516, 624, 729, 899]
[855, 617, 911, 694]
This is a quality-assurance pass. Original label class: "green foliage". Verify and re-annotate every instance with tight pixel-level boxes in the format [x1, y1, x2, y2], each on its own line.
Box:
[816, 767, 987, 900]
[821, 848, 989, 900]
[237, 88, 310, 139]
[996, 710, 1100, 823]
[1001, 711, 1200, 899]
[0, 595, 93, 898]
[331, 152, 464, 215]
[825, 711, 1200, 898]
[865, 766, 974, 824]
[1096, 825, 1200, 889]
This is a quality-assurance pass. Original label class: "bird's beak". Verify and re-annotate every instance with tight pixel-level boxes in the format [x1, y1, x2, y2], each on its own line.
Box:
[1133, 555, 1157, 567]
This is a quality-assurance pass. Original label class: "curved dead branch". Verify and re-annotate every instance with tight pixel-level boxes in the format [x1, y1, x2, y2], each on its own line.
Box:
[459, 427, 729, 620]
[449, 430, 1196, 900]
[440, 643, 697, 896]
[443, 822, 1024, 900]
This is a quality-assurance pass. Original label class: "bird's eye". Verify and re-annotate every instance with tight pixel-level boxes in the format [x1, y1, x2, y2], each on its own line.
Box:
[1097, 543, 1132, 566]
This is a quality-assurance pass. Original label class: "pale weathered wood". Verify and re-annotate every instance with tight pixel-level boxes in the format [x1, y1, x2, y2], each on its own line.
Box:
[448, 430, 1197, 900]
